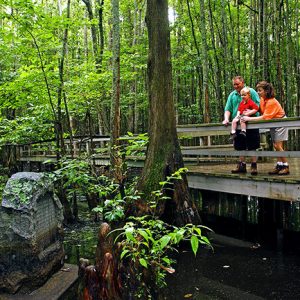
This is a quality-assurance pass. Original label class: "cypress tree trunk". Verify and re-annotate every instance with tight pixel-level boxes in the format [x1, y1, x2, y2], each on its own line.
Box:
[137, 0, 201, 226]
[199, 0, 210, 124]
[110, 0, 124, 197]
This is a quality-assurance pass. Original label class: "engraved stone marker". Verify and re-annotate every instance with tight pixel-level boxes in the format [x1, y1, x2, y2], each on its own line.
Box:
[0, 172, 64, 294]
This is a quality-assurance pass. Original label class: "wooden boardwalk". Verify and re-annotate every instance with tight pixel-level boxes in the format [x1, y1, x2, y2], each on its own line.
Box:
[14, 118, 300, 202]
[186, 158, 300, 202]
[187, 157, 300, 179]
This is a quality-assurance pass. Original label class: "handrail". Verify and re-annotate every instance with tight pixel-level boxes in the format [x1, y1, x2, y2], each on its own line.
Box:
[178, 117, 300, 157]
[10, 117, 300, 160]
[177, 117, 300, 136]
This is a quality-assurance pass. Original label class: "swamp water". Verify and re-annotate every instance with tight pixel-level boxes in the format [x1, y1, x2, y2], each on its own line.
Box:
[64, 195, 300, 299]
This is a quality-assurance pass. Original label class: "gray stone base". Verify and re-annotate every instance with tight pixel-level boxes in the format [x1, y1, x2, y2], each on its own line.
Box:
[0, 264, 78, 300]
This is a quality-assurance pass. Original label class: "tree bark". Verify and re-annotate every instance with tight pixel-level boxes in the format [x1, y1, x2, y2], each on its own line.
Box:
[186, 0, 203, 118]
[110, 0, 124, 197]
[57, 0, 74, 223]
[82, 0, 101, 69]
[96, 0, 105, 70]
[199, 0, 210, 124]
[137, 0, 201, 226]
[208, 0, 223, 119]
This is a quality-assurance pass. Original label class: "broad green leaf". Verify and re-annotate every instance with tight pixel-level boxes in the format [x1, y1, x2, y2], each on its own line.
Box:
[138, 229, 149, 241]
[200, 236, 211, 246]
[159, 235, 171, 250]
[175, 228, 186, 243]
[191, 236, 199, 256]
[162, 257, 171, 264]
[120, 249, 130, 259]
[139, 258, 148, 268]
[125, 227, 136, 242]
[193, 227, 202, 236]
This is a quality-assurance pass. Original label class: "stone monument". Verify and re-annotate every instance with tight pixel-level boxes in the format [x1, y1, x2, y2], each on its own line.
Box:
[0, 172, 64, 294]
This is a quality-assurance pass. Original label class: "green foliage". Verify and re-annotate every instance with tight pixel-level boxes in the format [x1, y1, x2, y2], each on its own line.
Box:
[121, 132, 148, 157]
[0, 167, 9, 204]
[91, 174, 140, 223]
[149, 167, 188, 209]
[113, 216, 212, 297]
[0, 0, 298, 148]
[93, 198, 125, 222]
[51, 157, 118, 198]
[97, 168, 213, 298]
[0, 115, 53, 145]
[4, 180, 34, 205]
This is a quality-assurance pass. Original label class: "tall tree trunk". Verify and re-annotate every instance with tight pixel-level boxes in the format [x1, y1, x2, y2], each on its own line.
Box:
[199, 0, 210, 124]
[57, 0, 70, 157]
[250, 0, 259, 83]
[274, 0, 284, 105]
[132, 0, 140, 133]
[295, 1, 300, 119]
[96, 0, 105, 70]
[258, 0, 269, 79]
[220, 0, 230, 97]
[284, 0, 292, 113]
[137, 0, 201, 226]
[82, 0, 101, 69]
[208, 0, 223, 119]
[57, 0, 74, 223]
[110, 0, 124, 197]
[186, 0, 203, 118]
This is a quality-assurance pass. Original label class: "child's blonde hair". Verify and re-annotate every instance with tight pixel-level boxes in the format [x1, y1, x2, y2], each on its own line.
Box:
[241, 87, 250, 95]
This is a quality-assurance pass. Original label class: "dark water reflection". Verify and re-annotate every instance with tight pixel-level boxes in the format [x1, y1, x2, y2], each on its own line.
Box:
[162, 189, 300, 299]
[166, 242, 300, 299]
[195, 189, 300, 249]
[64, 193, 300, 299]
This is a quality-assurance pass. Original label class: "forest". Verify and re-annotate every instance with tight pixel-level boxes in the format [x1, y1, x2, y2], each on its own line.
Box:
[0, 0, 299, 145]
[0, 0, 299, 298]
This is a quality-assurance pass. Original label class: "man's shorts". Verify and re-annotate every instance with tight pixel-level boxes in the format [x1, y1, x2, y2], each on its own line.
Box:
[234, 129, 260, 150]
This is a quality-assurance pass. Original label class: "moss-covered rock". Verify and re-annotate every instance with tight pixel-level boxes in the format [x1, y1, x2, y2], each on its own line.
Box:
[0, 172, 64, 294]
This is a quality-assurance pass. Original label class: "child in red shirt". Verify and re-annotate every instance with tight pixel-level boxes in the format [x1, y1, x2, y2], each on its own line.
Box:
[230, 87, 259, 141]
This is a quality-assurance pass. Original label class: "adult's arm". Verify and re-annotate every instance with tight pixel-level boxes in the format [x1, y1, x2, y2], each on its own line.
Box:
[241, 115, 264, 122]
[243, 108, 258, 117]
[222, 110, 231, 125]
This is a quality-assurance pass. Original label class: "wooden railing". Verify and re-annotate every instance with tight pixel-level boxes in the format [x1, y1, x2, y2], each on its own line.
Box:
[14, 117, 300, 162]
[178, 117, 300, 159]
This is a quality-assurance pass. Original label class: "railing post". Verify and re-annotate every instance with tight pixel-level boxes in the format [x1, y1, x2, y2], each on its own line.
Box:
[86, 141, 91, 156]
[74, 141, 79, 157]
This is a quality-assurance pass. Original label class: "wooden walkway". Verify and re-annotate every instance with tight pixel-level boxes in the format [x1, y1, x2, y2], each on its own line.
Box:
[14, 118, 300, 202]
[187, 158, 300, 178]
[186, 158, 300, 202]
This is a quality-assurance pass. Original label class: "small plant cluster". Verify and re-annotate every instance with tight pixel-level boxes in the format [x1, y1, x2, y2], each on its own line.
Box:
[122, 132, 148, 157]
[113, 216, 211, 297]
[49, 157, 119, 199]
[100, 168, 212, 298]
[92, 198, 125, 222]
[0, 115, 53, 146]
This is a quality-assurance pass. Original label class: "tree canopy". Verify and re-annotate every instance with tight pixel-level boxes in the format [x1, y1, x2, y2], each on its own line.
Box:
[0, 0, 298, 147]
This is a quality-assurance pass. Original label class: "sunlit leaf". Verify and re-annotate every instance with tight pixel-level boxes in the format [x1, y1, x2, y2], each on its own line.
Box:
[191, 236, 199, 256]
[139, 258, 148, 268]
[159, 235, 171, 250]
